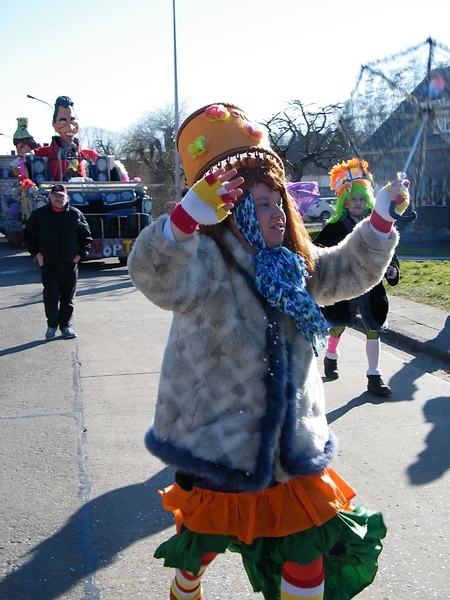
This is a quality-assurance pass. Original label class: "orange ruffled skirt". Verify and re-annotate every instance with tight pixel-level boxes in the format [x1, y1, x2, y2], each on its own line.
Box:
[159, 467, 355, 545]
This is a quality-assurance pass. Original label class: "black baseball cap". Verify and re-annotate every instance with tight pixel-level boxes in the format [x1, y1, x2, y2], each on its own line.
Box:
[50, 184, 67, 194]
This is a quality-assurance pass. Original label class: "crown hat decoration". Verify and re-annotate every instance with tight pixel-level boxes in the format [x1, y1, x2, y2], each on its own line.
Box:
[176, 103, 284, 187]
[13, 117, 34, 142]
[329, 157, 374, 197]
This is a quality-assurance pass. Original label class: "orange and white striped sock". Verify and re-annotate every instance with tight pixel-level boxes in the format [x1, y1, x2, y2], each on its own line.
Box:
[170, 552, 216, 600]
[280, 557, 324, 599]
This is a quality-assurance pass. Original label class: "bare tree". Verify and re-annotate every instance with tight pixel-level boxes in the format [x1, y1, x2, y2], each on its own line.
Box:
[262, 100, 348, 180]
[120, 103, 189, 216]
[78, 126, 126, 158]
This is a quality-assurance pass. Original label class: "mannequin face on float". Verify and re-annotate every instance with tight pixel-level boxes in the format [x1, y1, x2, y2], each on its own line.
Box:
[52, 105, 79, 144]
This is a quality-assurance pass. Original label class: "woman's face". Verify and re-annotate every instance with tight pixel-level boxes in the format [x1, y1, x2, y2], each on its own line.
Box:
[345, 193, 367, 218]
[252, 182, 286, 248]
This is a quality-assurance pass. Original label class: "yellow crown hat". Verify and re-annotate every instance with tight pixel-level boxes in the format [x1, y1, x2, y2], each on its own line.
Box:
[329, 157, 373, 198]
[176, 103, 284, 187]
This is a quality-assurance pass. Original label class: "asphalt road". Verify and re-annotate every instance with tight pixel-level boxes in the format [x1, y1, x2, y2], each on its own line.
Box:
[1, 236, 449, 600]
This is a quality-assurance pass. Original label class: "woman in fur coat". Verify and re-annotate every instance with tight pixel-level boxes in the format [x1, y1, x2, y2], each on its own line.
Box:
[314, 158, 400, 396]
[128, 104, 410, 600]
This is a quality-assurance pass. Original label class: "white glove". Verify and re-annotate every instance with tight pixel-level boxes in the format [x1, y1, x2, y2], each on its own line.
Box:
[370, 178, 410, 236]
[375, 179, 410, 221]
[170, 170, 241, 234]
[180, 173, 233, 225]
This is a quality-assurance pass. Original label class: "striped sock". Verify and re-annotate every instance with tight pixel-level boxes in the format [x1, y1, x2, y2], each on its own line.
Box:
[170, 552, 216, 600]
[280, 557, 324, 599]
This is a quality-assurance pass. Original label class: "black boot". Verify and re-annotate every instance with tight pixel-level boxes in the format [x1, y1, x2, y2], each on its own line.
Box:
[367, 375, 391, 396]
[324, 357, 339, 380]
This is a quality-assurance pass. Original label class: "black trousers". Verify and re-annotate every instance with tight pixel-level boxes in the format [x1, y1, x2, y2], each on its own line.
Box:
[41, 262, 78, 329]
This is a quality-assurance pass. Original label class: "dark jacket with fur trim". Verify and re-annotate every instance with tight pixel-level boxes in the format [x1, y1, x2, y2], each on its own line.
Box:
[314, 215, 399, 330]
[128, 215, 398, 492]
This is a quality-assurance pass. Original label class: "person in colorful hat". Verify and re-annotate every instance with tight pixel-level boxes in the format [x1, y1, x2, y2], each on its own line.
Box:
[10, 117, 40, 178]
[314, 158, 400, 395]
[12, 117, 40, 159]
[128, 104, 409, 600]
[6, 118, 41, 226]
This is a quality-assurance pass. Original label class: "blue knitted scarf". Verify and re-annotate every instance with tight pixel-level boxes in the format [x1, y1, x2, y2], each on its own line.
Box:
[234, 191, 329, 355]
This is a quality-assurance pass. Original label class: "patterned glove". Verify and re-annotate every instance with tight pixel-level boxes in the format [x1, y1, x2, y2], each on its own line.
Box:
[370, 178, 410, 236]
[170, 172, 233, 234]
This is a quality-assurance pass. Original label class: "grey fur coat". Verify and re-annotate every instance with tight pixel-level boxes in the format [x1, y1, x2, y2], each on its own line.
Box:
[128, 216, 398, 492]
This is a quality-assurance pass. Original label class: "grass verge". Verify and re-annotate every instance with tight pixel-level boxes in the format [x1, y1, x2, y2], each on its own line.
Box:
[388, 260, 450, 312]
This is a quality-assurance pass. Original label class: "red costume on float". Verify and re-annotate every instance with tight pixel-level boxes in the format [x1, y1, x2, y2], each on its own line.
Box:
[35, 138, 99, 181]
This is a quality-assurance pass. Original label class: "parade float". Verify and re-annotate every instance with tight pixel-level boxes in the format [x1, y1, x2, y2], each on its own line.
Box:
[0, 99, 151, 264]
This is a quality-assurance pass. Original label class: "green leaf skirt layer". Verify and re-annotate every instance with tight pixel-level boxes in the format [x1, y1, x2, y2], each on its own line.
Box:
[155, 505, 386, 600]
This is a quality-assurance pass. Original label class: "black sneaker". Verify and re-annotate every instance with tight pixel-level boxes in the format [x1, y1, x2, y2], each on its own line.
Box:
[45, 327, 57, 340]
[61, 326, 77, 339]
[324, 357, 339, 380]
[367, 375, 391, 396]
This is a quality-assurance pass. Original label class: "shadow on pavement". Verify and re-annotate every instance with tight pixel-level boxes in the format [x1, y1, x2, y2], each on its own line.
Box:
[386, 315, 450, 401]
[0, 298, 42, 312]
[76, 278, 134, 297]
[0, 338, 49, 357]
[407, 395, 450, 484]
[0, 467, 174, 600]
[80, 260, 128, 274]
[326, 390, 387, 424]
[326, 386, 450, 487]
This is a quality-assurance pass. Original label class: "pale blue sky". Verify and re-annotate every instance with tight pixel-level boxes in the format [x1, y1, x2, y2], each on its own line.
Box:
[1, 0, 449, 154]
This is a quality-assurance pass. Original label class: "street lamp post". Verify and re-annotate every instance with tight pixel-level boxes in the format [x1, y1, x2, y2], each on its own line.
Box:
[27, 95, 53, 111]
[172, 0, 181, 204]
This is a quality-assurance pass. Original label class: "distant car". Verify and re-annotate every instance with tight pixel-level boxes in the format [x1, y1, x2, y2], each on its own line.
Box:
[305, 197, 337, 221]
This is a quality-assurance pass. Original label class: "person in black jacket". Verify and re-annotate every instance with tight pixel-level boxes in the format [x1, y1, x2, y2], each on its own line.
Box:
[314, 158, 400, 396]
[22, 184, 92, 340]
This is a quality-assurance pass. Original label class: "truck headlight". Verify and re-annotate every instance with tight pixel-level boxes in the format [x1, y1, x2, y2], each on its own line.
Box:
[143, 198, 152, 214]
